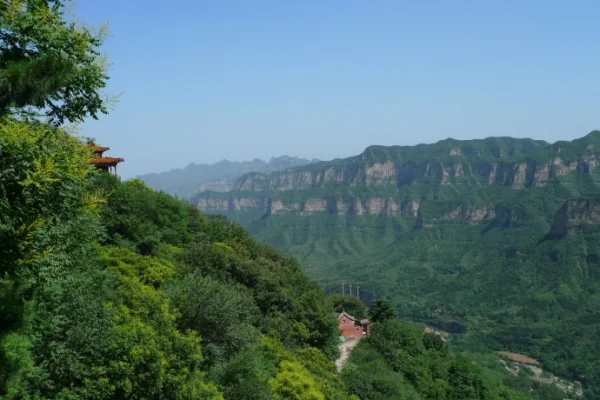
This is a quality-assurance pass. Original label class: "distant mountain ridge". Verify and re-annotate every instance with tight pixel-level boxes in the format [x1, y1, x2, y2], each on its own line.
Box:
[137, 155, 319, 198]
[193, 131, 600, 397]
[193, 132, 600, 215]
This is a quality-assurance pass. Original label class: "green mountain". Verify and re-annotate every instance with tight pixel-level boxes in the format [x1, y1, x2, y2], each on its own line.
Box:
[0, 4, 552, 398]
[194, 131, 600, 398]
[138, 155, 320, 198]
[1, 118, 533, 399]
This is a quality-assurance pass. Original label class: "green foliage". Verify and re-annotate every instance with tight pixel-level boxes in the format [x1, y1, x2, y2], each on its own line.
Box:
[101, 247, 221, 399]
[423, 332, 446, 352]
[446, 358, 490, 399]
[0, 55, 539, 398]
[342, 320, 530, 400]
[211, 132, 600, 398]
[0, 118, 96, 277]
[260, 334, 357, 400]
[270, 360, 326, 400]
[0, 0, 112, 124]
[180, 233, 340, 358]
[369, 298, 396, 322]
[94, 173, 194, 254]
[208, 346, 275, 399]
[330, 294, 368, 319]
[167, 273, 260, 365]
[0, 115, 357, 398]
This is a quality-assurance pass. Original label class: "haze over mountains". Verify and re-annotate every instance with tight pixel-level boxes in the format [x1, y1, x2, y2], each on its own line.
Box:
[192, 131, 600, 398]
[137, 155, 319, 198]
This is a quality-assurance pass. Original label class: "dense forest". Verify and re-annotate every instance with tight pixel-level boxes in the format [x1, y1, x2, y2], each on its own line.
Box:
[0, 1, 580, 399]
[193, 134, 600, 397]
[0, 120, 542, 398]
[0, 114, 338, 397]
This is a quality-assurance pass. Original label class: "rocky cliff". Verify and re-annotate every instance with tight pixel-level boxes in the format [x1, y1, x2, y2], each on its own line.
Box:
[550, 199, 600, 237]
[231, 156, 590, 193]
[195, 131, 600, 396]
[195, 132, 600, 222]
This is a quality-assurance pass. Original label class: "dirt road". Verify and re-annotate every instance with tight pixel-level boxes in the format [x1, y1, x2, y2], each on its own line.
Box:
[335, 338, 361, 371]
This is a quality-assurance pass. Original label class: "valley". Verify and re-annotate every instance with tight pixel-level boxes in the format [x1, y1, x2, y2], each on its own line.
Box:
[192, 132, 600, 398]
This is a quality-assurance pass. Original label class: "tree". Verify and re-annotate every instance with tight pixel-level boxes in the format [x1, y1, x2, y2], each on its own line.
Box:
[447, 358, 490, 400]
[368, 299, 395, 323]
[166, 274, 260, 366]
[0, 118, 96, 278]
[330, 294, 368, 319]
[423, 332, 446, 352]
[0, 0, 114, 124]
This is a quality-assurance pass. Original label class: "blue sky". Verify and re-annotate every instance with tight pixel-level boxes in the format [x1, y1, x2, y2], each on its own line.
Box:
[77, 0, 600, 178]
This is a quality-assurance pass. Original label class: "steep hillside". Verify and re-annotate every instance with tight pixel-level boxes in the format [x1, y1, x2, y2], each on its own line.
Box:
[1, 119, 532, 399]
[138, 155, 319, 198]
[195, 131, 600, 398]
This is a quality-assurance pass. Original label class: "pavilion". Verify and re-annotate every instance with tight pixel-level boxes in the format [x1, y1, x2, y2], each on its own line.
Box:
[87, 142, 124, 175]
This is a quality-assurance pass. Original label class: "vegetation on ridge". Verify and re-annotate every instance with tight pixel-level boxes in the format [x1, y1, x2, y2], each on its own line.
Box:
[0, 2, 585, 398]
[197, 132, 600, 399]
[0, 118, 537, 399]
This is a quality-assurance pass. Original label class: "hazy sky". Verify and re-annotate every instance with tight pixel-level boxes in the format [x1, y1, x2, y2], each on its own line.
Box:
[78, 0, 599, 178]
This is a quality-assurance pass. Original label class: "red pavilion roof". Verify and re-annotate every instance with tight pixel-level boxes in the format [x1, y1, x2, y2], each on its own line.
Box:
[86, 141, 110, 153]
[90, 157, 125, 165]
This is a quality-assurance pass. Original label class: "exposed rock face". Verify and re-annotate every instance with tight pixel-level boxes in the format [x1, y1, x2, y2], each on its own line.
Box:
[511, 162, 529, 189]
[197, 195, 510, 230]
[198, 157, 599, 219]
[195, 179, 233, 192]
[196, 198, 231, 213]
[196, 197, 268, 213]
[301, 198, 329, 215]
[228, 156, 598, 193]
[196, 132, 600, 224]
[550, 199, 600, 236]
[269, 200, 300, 214]
[364, 161, 396, 185]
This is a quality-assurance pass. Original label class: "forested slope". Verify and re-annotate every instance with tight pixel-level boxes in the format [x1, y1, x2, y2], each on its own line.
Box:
[0, 119, 536, 399]
[195, 132, 600, 398]
[0, 118, 346, 398]
[0, 1, 570, 398]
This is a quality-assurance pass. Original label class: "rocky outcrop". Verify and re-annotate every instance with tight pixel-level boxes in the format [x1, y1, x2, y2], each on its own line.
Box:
[438, 206, 495, 225]
[200, 197, 413, 216]
[195, 179, 233, 193]
[550, 199, 600, 237]
[414, 205, 514, 230]
[196, 197, 268, 213]
[230, 155, 598, 194]
[196, 132, 600, 221]
[196, 198, 231, 213]
[197, 195, 512, 230]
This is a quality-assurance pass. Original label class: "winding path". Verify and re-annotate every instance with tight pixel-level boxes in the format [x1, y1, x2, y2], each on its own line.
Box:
[335, 338, 361, 371]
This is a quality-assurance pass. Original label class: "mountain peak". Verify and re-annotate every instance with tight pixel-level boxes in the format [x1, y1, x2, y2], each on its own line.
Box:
[138, 155, 318, 197]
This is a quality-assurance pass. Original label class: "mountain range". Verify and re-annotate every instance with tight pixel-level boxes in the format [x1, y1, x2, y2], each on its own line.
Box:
[137, 155, 319, 198]
[193, 131, 600, 397]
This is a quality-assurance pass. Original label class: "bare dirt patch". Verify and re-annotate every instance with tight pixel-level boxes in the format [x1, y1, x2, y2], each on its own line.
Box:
[497, 351, 541, 365]
[335, 338, 362, 371]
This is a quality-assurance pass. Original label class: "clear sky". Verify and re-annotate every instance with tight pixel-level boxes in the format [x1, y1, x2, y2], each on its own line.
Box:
[77, 0, 600, 178]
